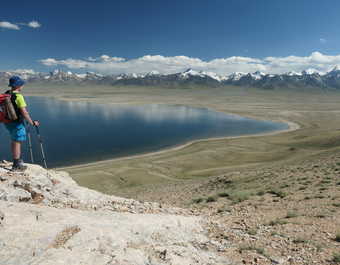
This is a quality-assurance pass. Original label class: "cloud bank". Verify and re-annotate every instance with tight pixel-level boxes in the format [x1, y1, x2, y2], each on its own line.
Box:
[0, 21, 20, 30]
[39, 52, 340, 75]
[0, 20, 41, 30]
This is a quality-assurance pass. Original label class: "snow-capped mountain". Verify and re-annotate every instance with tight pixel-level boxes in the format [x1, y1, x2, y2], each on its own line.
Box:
[3, 67, 340, 89]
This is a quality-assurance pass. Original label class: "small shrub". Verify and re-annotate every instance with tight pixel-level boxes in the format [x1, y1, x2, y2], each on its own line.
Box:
[217, 206, 230, 213]
[268, 219, 288, 226]
[320, 180, 332, 185]
[229, 191, 252, 203]
[315, 214, 327, 218]
[268, 189, 287, 198]
[335, 233, 340, 242]
[333, 253, 340, 263]
[192, 198, 204, 204]
[206, 196, 217, 203]
[247, 228, 257, 235]
[332, 203, 340, 207]
[280, 184, 290, 188]
[314, 243, 323, 252]
[256, 190, 265, 196]
[293, 237, 308, 244]
[239, 245, 265, 256]
[218, 192, 229, 198]
[285, 211, 299, 219]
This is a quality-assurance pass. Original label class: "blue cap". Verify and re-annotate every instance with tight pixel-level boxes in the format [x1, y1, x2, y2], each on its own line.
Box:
[8, 76, 25, 87]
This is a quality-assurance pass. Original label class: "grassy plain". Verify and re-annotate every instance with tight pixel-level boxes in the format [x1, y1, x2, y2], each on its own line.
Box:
[25, 84, 340, 195]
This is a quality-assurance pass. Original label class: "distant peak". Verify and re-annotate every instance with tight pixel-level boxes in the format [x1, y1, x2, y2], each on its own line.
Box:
[146, 70, 160, 76]
[331, 65, 340, 72]
[253, 71, 265, 75]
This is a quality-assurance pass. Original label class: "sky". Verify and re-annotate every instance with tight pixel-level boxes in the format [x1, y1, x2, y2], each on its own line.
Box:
[1, 0, 340, 75]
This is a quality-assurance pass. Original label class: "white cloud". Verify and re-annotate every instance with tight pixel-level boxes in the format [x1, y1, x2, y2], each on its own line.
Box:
[0, 21, 20, 30]
[11, 69, 36, 74]
[40, 58, 89, 68]
[28, 21, 41, 28]
[39, 52, 340, 75]
[0, 20, 41, 30]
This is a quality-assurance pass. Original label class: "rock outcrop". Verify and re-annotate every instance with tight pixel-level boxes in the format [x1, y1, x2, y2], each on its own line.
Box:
[0, 162, 230, 265]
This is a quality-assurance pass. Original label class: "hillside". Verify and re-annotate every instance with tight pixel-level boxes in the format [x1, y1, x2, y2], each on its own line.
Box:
[0, 162, 229, 265]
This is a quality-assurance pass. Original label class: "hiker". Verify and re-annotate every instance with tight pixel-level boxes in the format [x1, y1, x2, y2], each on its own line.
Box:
[4, 76, 39, 171]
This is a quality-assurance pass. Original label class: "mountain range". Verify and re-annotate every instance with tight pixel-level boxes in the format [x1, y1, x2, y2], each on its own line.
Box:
[2, 67, 340, 89]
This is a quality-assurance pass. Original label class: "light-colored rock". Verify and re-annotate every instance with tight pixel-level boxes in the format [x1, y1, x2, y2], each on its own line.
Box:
[0, 163, 230, 265]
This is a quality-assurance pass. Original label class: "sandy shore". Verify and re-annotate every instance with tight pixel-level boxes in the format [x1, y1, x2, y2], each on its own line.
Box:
[59, 119, 300, 171]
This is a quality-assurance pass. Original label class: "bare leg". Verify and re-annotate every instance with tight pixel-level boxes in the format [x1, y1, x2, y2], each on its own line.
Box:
[11, 141, 21, 160]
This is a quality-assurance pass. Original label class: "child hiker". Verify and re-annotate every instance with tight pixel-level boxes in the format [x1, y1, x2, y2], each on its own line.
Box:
[5, 76, 39, 171]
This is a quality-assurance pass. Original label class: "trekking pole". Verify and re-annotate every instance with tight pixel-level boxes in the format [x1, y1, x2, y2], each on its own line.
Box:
[26, 122, 34, 163]
[34, 125, 48, 169]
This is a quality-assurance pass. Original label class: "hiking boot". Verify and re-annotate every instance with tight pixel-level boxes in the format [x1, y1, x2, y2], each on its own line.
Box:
[11, 159, 27, 172]
[11, 164, 27, 171]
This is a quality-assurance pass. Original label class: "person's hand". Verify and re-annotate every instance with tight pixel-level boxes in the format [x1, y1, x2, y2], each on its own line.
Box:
[33, 120, 40, 127]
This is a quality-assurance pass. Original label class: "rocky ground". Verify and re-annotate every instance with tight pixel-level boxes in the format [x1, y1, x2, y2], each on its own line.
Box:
[127, 149, 340, 264]
[0, 162, 230, 265]
[4, 157, 340, 265]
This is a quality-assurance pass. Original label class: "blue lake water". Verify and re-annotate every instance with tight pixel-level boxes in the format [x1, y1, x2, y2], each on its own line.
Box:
[0, 97, 288, 168]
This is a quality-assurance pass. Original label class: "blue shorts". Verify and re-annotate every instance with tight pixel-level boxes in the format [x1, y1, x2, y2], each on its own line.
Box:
[5, 122, 27, 142]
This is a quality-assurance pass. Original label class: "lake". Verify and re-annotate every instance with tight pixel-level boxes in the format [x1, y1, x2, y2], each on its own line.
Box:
[0, 97, 289, 167]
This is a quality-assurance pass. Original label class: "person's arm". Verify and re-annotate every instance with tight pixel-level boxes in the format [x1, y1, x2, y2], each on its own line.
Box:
[19, 107, 39, 126]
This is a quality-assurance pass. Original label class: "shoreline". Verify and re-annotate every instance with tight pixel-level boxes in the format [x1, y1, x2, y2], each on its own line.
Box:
[59, 119, 300, 171]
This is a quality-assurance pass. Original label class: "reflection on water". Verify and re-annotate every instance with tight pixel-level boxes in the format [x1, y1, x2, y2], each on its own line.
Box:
[0, 97, 288, 167]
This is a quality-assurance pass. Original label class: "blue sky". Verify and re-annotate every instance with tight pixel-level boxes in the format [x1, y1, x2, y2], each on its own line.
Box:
[1, 0, 340, 75]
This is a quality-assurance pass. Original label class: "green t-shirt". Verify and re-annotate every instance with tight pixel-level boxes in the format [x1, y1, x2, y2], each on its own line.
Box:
[12, 91, 27, 108]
